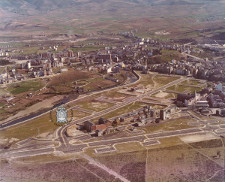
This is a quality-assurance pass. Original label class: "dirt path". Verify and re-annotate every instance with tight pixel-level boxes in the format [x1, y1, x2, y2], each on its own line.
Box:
[151, 74, 158, 89]
[79, 153, 130, 182]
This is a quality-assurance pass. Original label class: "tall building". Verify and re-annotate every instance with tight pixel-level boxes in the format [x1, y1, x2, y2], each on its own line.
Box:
[160, 109, 166, 120]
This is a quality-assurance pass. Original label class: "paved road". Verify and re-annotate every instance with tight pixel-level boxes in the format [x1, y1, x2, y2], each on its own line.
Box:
[142, 140, 160, 146]
[2, 121, 224, 159]
[145, 128, 203, 139]
[89, 135, 146, 147]
[182, 52, 204, 62]
[56, 127, 206, 154]
[1, 147, 54, 159]
[58, 76, 187, 147]
[0, 71, 139, 129]
[0, 74, 191, 159]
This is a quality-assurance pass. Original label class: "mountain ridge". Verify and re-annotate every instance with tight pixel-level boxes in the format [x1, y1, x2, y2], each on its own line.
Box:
[0, 0, 225, 37]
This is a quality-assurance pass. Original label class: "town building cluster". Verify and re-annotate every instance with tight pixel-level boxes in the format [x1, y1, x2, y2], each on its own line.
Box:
[150, 57, 225, 82]
[176, 83, 225, 117]
[77, 105, 178, 137]
[0, 37, 190, 84]
[1, 36, 225, 123]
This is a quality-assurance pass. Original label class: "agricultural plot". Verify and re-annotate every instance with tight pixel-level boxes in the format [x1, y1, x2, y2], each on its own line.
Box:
[7, 79, 44, 95]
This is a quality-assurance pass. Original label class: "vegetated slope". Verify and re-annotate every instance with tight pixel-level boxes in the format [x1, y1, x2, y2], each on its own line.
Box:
[1, 0, 224, 14]
[0, 0, 225, 36]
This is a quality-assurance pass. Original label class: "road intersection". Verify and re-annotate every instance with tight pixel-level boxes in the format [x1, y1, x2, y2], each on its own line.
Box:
[1, 73, 225, 161]
[58, 76, 187, 147]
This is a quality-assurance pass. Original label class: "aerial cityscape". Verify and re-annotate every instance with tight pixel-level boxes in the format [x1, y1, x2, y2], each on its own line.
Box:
[0, 0, 225, 181]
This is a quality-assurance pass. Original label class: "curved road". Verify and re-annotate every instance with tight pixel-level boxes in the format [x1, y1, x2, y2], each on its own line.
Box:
[0, 71, 139, 129]
[58, 75, 187, 148]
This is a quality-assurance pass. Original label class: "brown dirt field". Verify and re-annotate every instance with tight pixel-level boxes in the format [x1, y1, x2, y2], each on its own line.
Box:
[94, 141, 225, 182]
[0, 159, 114, 182]
[145, 145, 223, 181]
[1, 138, 225, 181]
[48, 70, 90, 87]
[1, 95, 64, 124]
[95, 150, 147, 182]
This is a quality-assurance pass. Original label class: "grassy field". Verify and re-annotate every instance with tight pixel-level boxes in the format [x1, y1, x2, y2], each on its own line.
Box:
[134, 72, 179, 89]
[76, 80, 89, 86]
[148, 50, 182, 64]
[47, 70, 91, 94]
[167, 85, 202, 93]
[100, 90, 131, 99]
[143, 116, 195, 134]
[191, 50, 214, 60]
[96, 101, 149, 121]
[69, 45, 105, 53]
[114, 142, 146, 153]
[153, 75, 179, 87]
[0, 102, 5, 107]
[0, 114, 58, 140]
[151, 137, 184, 149]
[135, 72, 155, 87]
[9, 46, 40, 55]
[1, 105, 94, 140]
[7, 79, 44, 95]
[83, 77, 117, 92]
[181, 79, 203, 86]
[151, 91, 177, 99]
[72, 110, 90, 120]
[79, 100, 114, 112]
[0, 109, 6, 114]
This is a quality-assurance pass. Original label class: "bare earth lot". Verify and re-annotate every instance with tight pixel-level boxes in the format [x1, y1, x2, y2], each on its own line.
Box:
[1, 138, 225, 182]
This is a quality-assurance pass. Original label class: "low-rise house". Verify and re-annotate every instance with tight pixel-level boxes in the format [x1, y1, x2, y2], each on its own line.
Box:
[195, 100, 209, 109]
[83, 121, 94, 132]
[83, 120, 112, 133]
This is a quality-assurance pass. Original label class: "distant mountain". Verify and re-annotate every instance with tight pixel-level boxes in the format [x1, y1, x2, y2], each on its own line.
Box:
[0, 0, 225, 37]
[1, 0, 137, 12]
[0, 0, 224, 13]
[0, 0, 76, 13]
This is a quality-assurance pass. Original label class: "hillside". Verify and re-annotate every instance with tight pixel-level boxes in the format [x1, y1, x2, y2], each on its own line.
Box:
[0, 0, 225, 38]
[1, 0, 224, 12]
